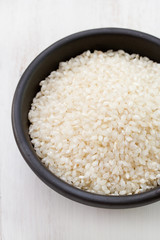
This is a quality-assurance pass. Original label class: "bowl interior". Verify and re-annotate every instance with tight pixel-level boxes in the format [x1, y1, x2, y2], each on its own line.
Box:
[22, 30, 160, 140]
[12, 28, 160, 208]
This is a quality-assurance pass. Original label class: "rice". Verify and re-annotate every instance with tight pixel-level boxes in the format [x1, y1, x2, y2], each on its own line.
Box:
[28, 50, 160, 195]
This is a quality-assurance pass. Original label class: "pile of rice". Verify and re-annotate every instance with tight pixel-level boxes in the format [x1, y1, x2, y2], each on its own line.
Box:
[28, 50, 160, 195]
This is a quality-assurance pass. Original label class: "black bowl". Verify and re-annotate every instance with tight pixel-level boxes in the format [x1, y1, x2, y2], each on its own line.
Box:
[12, 28, 160, 208]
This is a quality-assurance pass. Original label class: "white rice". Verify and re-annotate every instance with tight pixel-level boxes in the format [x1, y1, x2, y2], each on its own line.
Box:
[28, 50, 160, 195]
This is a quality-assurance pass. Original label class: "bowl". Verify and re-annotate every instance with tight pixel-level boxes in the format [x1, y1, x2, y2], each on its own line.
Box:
[12, 28, 160, 208]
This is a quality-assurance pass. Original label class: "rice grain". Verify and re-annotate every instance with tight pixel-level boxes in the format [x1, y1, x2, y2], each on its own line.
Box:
[29, 50, 160, 195]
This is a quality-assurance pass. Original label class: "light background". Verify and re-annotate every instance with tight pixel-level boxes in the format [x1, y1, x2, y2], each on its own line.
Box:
[1, 0, 160, 239]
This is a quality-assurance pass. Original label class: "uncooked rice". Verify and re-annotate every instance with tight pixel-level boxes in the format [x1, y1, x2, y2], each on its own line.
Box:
[28, 50, 160, 195]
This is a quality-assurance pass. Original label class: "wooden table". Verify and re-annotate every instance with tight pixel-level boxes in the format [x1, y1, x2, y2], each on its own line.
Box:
[1, 0, 160, 239]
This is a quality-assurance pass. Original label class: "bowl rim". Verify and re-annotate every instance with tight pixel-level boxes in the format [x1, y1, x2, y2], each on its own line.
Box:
[12, 27, 160, 208]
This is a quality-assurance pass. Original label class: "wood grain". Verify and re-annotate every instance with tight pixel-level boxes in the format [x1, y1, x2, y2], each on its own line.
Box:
[1, 0, 160, 239]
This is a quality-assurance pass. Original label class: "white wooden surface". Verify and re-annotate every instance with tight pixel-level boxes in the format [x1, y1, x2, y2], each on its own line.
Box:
[1, 0, 160, 239]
